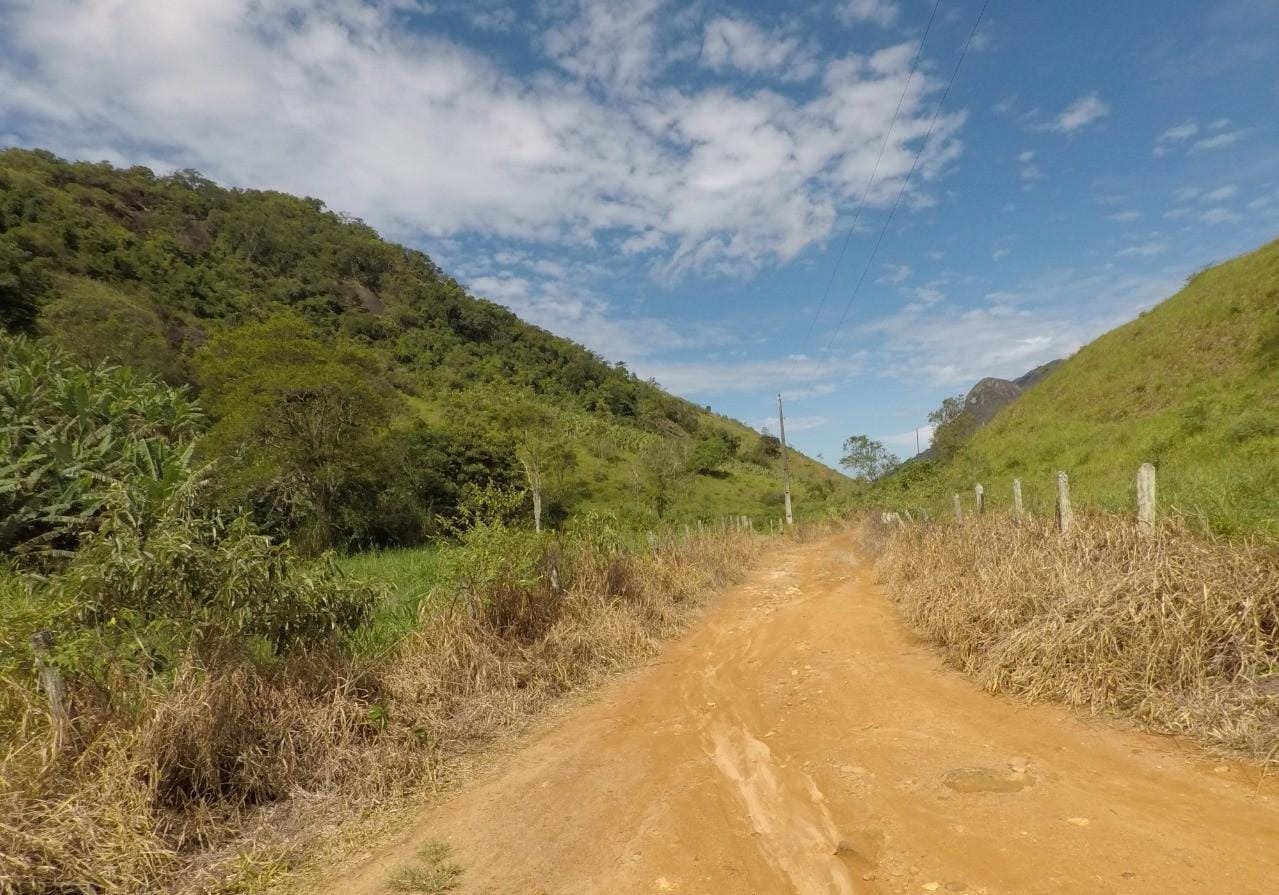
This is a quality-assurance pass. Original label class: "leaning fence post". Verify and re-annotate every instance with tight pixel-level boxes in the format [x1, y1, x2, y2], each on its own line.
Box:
[1137, 462, 1157, 537]
[974, 483, 985, 515]
[952, 493, 963, 523]
[30, 631, 69, 755]
[1012, 478, 1023, 520]
[1056, 471, 1073, 535]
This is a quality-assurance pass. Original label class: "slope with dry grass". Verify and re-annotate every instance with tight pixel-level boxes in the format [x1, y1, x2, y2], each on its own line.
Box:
[869, 515, 1279, 762]
[0, 527, 760, 895]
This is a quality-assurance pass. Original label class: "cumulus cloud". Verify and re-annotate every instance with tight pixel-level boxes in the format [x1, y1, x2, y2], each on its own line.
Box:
[836, 0, 901, 28]
[1041, 93, 1109, 134]
[0, 0, 967, 285]
[700, 16, 818, 81]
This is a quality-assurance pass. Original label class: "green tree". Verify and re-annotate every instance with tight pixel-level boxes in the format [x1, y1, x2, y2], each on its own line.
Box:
[927, 394, 966, 428]
[495, 398, 570, 533]
[194, 314, 399, 551]
[0, 240, 47, 331]
[687, 431, 740, 475]
[635, 440, 689, 518]
[839, 435, 899, 481]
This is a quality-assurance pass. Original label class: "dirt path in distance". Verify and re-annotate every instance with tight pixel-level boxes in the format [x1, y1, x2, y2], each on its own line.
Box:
[316, 532, 1279, 895]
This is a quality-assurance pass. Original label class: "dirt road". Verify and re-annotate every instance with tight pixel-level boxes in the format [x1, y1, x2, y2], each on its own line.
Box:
[320, 533, 1279, 894]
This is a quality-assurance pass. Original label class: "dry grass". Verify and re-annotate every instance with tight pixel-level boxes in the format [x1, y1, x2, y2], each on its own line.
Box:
[870, 514, 1279, 761]
[0, 530, 759, 895]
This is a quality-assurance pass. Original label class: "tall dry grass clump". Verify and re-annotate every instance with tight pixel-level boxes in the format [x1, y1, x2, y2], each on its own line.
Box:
[874, 515, 1279, 760]
[0, 528, 759, 895]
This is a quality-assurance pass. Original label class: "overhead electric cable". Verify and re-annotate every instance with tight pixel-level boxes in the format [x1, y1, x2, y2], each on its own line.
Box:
[804, 0, 943, 341]
[815, 0, 990, 372]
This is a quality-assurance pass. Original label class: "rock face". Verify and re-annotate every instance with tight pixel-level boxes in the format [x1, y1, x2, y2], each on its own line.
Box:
[1014, 359, 1064, 390]
[963, 377, 1024, 426]
[915, 359, 1064, 461]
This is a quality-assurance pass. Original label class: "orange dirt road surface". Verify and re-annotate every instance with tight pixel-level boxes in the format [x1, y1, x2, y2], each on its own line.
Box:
[318, 533, 1279, 895]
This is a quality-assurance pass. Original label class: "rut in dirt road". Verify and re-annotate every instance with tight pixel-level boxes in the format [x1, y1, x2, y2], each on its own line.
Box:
[317, 534, 1279, 895]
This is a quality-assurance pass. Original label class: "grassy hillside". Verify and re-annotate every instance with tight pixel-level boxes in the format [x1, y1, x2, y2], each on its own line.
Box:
[0, 148, 847, 548]
[877, 237, 1279, 537]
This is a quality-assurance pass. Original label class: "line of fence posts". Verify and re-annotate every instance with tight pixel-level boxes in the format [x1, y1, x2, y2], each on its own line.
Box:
[942, 462, 1157, 538]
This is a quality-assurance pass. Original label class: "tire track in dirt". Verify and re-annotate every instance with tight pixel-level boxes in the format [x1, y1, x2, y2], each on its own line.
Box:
[313, 533, 1279, 895]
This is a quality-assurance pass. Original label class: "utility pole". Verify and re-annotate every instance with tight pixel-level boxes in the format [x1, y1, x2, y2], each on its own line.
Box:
[915, 427, 920, 457]
[777, 393, 794, 526]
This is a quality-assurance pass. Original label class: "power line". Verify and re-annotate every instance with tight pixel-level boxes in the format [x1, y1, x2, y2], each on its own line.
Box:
[804, 0, 943, 342]
[815, 0, 990, 372]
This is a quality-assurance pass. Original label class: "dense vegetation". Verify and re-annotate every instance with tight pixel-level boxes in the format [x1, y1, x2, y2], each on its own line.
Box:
[0, 149, 846, 893]
[0, 148, 847, 558]
[874, 237, 1279, 538]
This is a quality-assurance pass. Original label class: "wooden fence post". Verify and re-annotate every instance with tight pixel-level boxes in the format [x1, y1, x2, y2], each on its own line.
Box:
[952, 493, 963, 523]
[1137, 462, 1156, 537]
[1056, 471, 1073, 535]
[974, 483, 985, 515]
[30, 631, 69, 755]
[1012, 478, 1023, 520]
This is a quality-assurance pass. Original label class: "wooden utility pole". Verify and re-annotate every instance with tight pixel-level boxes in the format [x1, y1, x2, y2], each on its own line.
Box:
[777, 393, 794, 526]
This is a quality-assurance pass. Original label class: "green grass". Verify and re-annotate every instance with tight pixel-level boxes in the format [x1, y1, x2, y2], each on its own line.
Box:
[387, 841, 463, 893]
[877, 237, 1279, 538]
[337, 546, 446, 654]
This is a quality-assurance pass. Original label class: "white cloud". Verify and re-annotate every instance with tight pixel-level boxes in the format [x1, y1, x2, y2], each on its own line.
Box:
[880, 263, 912, 284]
[1202, 207, 1241, 225]
[1201, 184, 1238, 201]
[881, 425, 933, 452]
[836, 0, 901, 28]
[1191, 130, 1245, 152]
[1017, 149, 1041, 181]
[0, 0, 969, 284]
[1116, 241, 1167, 257]
[1152, 120, 1197, 156]
[701, 16, 818, 81]
[755, 414, 829, 433]
[909, 285, 944, 308]
[852, 266, 1183, 387]
[992, 247, 1011, 260]
[539, 0, 670, 92]
[1041, 93, 1109, 134]
[640, 352, 867, 396]
[1107, 210, 1141, 222]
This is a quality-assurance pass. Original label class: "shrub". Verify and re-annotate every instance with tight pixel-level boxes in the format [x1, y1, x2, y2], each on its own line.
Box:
[0, 332, 203, 564]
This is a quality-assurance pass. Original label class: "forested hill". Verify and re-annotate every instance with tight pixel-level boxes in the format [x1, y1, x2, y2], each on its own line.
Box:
[0, 148, 848, 551]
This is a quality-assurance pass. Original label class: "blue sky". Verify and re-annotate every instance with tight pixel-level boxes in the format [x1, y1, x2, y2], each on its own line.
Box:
[2, 0, 1277, 467]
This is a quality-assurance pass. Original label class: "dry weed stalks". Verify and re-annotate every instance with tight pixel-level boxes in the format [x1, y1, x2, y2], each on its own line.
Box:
[0, 531, 759, 894]
[873, 515, 1279, 761]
